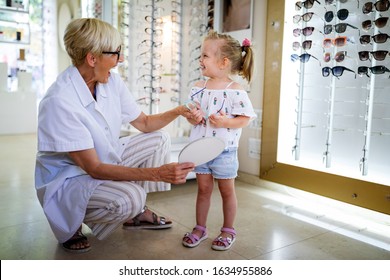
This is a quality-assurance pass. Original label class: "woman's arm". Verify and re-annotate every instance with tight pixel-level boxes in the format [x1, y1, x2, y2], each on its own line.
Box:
[68, 148, 194, 184]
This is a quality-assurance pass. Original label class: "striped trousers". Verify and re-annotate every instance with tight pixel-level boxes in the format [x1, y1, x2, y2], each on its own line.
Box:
[84, 131, 171, 240]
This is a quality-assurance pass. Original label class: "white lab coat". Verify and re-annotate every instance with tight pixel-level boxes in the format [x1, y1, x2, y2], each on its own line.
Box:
[35, 66, 141, 242]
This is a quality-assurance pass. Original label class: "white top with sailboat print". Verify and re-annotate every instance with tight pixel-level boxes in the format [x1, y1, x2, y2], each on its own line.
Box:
[188, 80, 256, 148]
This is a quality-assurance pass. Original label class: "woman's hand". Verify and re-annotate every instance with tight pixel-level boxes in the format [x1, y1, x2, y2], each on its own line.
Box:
[157, 162, 195, 184]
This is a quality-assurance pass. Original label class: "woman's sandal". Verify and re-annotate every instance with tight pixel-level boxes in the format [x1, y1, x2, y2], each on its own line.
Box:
[182, 225, 208, 248]
[61, 227, 91, 253]
[122, 206, 172, 230]
[211, 227, 236, 251]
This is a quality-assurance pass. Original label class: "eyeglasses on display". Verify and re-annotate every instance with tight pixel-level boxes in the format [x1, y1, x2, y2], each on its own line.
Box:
[358, 65, 390, 77]
[295, 0, 320, 10]
[358, 50, 389, 61]
[359, 33, 390, 44]
[325, 0, 348, 4]
[293, 27, 315, 37]
[322, 66, 356, 78]
[362, 0, 390, 14]
[323, 36, 352, 48]
[291, 53, 320, 64]
[293, 12, 319, 23]
[323, 51, 349, 63]
[323, 23, 358, 34]
[362, 17, 389, 30]
[292, 40, 313, 51]
[102, 45, 122, 61]
[324, 9, 349, 22]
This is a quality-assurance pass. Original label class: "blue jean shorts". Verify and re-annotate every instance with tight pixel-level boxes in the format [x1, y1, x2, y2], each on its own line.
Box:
[194, 147, 238, 179]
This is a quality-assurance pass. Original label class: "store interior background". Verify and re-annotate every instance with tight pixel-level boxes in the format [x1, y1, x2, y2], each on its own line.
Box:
[0, 0, 389, 259]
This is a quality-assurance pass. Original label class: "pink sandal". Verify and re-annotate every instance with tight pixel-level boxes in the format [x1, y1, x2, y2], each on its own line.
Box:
[182, 225, 208, 248]
[211, 227, 236, 251]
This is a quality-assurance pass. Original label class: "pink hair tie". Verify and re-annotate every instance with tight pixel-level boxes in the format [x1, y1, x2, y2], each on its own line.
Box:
[242, 38, 251, 47]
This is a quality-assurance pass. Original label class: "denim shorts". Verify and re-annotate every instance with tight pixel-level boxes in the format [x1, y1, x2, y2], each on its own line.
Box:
[194, 147, 238, 179]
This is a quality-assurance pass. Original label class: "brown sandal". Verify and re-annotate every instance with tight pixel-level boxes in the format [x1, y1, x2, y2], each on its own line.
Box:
[123, 206, 172, 230]
[61, 227, 91, 253]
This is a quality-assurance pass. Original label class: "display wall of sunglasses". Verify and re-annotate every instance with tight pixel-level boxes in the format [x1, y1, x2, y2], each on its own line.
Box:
[291, 53, 321, 65]
[324, 9, 349, 23]
[323, 51, 350, 62]
[293, 26, 315, 37]
[359, 33, 390, 44]
[358, 65, 390, 77]
[295, 0, 320, 10]
[358, 50, 389, 61]
[323, 36, 353, 48]
[362, 0, 390, 14]
[323, 23, 358, 35]
[322, 66, 356, 78]
[362, 17, 389, 30]
[292, 40, 313, 50]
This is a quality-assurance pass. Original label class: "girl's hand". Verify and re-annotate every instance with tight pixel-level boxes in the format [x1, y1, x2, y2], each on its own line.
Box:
[209, 111, 227, 128]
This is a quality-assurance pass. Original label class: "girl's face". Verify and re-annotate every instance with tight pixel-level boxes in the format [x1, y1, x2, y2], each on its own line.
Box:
[199, 39, 224, 78]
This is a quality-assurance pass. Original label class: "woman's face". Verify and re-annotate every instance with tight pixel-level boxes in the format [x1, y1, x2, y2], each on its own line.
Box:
[94, 46, 124, 83]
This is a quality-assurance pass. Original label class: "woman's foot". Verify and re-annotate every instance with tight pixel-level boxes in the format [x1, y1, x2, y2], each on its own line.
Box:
[123, 206, 172, 229]
[182, 225, 208, 248]
[61, 226, 91, 253]
[211, 227, 236, 251]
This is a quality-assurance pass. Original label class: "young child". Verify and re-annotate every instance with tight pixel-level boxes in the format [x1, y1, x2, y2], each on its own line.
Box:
[183, 31, 256, 251]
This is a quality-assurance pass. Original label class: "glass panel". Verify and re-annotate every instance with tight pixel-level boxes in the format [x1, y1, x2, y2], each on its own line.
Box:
[278, 0, 390, 185]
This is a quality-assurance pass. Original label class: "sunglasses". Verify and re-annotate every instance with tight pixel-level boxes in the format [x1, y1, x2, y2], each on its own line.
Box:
[362, 0, 390, 14]
[360, 33, 390, 44]
[358, 50, 389, 61]
[293, 12, 319, 23]
[295, 0, 320, 10]
[323, 51, 349, 63]
[322, 66, 356, 78]
[362, 17, 389, 30]
[323, 36, 352, 48]
[292, 40, 313, 51]
[323, 23, 359, 34]
[293, 27, 315, 37]
[324, 9, 349, 22]
[358, 65, 390, 77]
[291, 53, 320, 64]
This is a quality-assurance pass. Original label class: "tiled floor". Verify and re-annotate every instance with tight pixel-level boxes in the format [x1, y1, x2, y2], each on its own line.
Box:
[0, 134, 389, 260]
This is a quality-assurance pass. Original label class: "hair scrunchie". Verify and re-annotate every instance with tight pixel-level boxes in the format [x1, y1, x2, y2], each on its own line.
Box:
[241, 38, 251, 52]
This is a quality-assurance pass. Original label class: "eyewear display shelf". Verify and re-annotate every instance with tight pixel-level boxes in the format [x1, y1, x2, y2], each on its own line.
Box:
[278, 0, 390, 186]
[0, 0, 30, 44]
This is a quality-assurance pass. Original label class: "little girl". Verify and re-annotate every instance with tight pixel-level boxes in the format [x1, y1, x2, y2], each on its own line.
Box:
[183, 31, 256, 250]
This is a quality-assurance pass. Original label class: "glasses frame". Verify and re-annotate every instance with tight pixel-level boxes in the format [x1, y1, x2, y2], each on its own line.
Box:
[322, 66, 357, 79]
[102, 45, 122, 61]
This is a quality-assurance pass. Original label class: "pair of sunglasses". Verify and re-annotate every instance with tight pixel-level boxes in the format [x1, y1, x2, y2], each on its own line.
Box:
[295, 0, 320, 10]
[323, 23, 358, 34]
[293, 27, 315, 37]
[293, 12, 319, 23]
[322, 66, 356, 78]
[360, 33, 390, 44]
[325, 9, 349, 22]
[291, 53, 321, 64]
[362, 17, 389, 30]
[323, 36, 352, 48]
[292, 40, 313, 51]
[358, 50, 389, 61]
[362, 0, 390, 14]
[323, 51, 349, 62]
[358, 65, 390, 77]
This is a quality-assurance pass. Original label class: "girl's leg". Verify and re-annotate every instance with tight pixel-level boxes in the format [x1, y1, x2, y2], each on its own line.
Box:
[213, 178, 237, 244]
[183, 173, 214, 244]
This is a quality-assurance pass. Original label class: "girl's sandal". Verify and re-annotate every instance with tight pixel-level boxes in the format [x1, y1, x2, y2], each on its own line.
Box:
[211, 227, 236, 251]
[182, 225, 208, 248]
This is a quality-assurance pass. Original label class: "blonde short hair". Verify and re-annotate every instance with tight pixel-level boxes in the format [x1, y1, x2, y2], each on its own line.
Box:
[64, 18, 122, 66]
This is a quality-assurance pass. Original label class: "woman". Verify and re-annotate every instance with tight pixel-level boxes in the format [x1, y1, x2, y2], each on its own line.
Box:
[35, 18, 195, 253]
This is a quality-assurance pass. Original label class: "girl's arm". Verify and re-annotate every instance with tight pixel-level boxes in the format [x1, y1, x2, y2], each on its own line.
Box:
[208, 111, 250, 129]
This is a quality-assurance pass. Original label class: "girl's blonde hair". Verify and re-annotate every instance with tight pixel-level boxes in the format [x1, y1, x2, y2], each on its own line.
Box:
[204, 30, 254, 83]
[64, 18, 122, 66]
